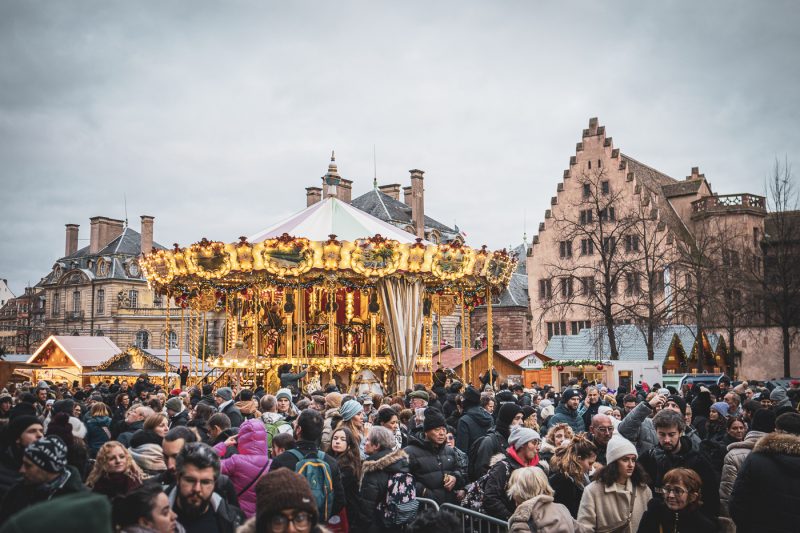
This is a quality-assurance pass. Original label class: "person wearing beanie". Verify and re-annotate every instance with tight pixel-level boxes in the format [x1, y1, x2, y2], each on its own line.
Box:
[166, 396, 189, 428]
[719, 408, 777, 516]
[335, 399, 368, 454]
[482, 425, 545, 521]
[577, 435, 652, 533]
[638, 409, 720, 519]
[543, 388, 585, 435]
[235, 389, 262, 422]
[0, 414, 43, 501]
[455, 385, 494, 454]
[45, 411, 89, 479]
[197, 383, 216, 408]
[275, 388, 300, 423]
[469, 402, 523, 481]
[405, 407, 464, 505]
[0, 491, 113, 533]
[730, 412, 800, 532]
[238, 469, 325, 533]
[0, 436, 85, 523]
[618, 392, 702, 455]
[215, 387, 244, 428]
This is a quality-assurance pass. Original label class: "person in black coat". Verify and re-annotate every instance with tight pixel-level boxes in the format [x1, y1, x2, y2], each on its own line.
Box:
[358, 427, 411, 533]
[730, 413, 800, 533]
[548, 435, 597, 518]
[638, 410, 720, 519]
[470, 402, 522, 481]
[455, 386, 493, 453]
[405, 408, 465, 505]
[214, 387, 244, 428]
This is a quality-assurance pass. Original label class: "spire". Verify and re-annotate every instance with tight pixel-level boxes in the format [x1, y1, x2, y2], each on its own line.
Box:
[323, 150, 342, 198]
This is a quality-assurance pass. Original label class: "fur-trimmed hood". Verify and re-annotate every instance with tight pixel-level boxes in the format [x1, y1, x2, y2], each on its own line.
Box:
[754, 431, 800, 456]
[362, 448, 409, 474]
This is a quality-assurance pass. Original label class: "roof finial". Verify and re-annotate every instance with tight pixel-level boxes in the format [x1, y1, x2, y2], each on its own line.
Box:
[331, 150, 335, 162]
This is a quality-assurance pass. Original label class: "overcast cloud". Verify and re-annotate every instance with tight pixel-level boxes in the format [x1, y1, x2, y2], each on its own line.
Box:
[1, 1, 799, 294]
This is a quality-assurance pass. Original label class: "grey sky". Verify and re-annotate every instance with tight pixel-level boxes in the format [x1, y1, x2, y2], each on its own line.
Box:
[1, 1, 799, 295]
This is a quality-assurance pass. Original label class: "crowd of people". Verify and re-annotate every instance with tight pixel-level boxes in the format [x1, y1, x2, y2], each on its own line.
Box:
[0, 367, 798, 532]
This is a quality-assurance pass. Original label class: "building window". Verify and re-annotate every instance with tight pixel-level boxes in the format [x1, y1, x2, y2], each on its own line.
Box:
[624, 235, 640, 253]
[96, 289, 105, 315]
[582, 183, 591, 199]
[154, 294, 163, 307]
[71, 291, 80, 313]
[135, 330, 149, 349]
[454, 324, 462, 348]
[588, 160, 592, 169]
[538, 279, 552, 300]
[625, 272, 641, 296]
[722, 249, 740, 268]
[547, 321, 568, 340]
[580, 239, 594, 256]
[601, 181, 610, 195]
[168, 330, 178, 349]
[51, 292, 60, 317]
[580, 276, 596, 296]
[559, 240, 572, 259]
[753, 227, 760, 247]
[571, 320, 591, 335]
[602, 237, 616, 253]
[129, 290, 139, 308]
[560, 277, 573, 298]
[579, 209, 594, 225]
[599, 207, 616, 222]
[597, 159, 602, 168]
[653, 269, 666, 294]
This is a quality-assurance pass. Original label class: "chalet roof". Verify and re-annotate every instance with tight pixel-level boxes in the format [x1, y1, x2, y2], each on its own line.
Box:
[662, 180, 705, 198]
[29, 335, 122, 368]
[543, 325, 708, 363]
[437, 347, 482, 370]
[350, 188, 459, 240]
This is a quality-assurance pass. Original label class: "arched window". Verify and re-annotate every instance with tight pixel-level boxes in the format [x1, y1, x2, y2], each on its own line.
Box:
[135, 330, 149, 348]
[96, 289, 105, 315]
[454, 323, 462, 348]
[168, 330, 178, 349]
[72, 290, 81, 313]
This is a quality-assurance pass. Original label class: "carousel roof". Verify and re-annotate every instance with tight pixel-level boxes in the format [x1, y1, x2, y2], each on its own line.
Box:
[249, 197, 428, 245]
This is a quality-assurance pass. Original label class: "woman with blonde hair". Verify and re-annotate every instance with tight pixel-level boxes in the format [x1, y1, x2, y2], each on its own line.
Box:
[549, 435, 598, 517]
[507, 466, 583, 532]
[86, 441, 145, 498]
[85, 402, 113, 456]
[539, 422, 574, 464]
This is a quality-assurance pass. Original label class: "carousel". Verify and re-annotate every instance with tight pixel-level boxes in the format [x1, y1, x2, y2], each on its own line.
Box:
[139, 174, 515, 394]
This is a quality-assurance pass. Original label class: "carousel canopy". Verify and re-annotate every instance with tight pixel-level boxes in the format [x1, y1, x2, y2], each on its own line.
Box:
[249, 197, 427, 245]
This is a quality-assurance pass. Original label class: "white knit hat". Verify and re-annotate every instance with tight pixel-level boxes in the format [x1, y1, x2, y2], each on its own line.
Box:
[605, 435, 637, 465]
[508, 425, 541, 449]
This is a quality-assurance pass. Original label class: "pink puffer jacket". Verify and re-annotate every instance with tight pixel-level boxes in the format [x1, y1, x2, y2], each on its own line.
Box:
[213, 418, 270, 517]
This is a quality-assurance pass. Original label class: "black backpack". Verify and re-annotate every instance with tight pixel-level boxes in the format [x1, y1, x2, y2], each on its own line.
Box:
[467, 430, 501, 482]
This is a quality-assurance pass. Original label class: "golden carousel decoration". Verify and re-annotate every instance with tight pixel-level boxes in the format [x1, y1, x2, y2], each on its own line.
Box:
[139, 175, 515, 392]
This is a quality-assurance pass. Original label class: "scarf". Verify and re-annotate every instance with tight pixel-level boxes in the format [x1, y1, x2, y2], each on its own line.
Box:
[129, 443, 167, 473]
[506, 445, 540, 468]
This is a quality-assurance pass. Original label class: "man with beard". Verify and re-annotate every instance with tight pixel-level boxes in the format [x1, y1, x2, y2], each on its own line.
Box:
[587, 414, 614, 465]
[169, 442, 244, 533]
[544, 389, 585, 434]
[160, 427, 239, 509]
[638, 409, 719, 519]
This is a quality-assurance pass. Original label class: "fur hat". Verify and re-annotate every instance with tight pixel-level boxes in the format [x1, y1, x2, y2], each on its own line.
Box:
[255, 469, 318, 528]
[422, 407, 447, 431]
[605, 435, 638, 465]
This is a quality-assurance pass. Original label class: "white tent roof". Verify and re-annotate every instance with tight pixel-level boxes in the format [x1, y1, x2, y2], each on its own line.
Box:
[249, 197, 429, 244]
[28, 335, 122, 368]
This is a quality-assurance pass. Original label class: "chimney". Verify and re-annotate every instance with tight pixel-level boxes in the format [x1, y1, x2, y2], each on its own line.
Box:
[339, 178, 353, 204]
[403, 186, 412, 206]
[140, 215, 154, 255]
[90, 216, 125, 254]
[65, 224, 79, 256]
[685, 166, 705, 181]
[306, 187, 322, 207]
[410, 169, 425, 239]
[90, 217, 102, 254]
[378, 184, 401, 201]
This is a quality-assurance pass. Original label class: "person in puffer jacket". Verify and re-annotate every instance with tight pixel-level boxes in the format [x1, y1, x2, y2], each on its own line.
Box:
[212, 418, 270, 518]
[405, 408, 465, 505]
[719, 408, 775, 516]
[358, 426, 411, 533]
[455, 386, 494, 453]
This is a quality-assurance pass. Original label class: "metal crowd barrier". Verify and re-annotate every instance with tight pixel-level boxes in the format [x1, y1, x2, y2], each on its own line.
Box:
[415, 497, 440, 512]
[440, 503, 509, 533]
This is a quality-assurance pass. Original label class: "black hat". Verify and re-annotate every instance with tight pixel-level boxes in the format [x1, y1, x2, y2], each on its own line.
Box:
[463, 386, 481, 407]
[495, 390, 515, 403]
[776, 412, 800, 435]
[498, 402, 523, 427]
[24, 435, 67, 473]
[52, 399, 75, 415]
[751, 408, 776, 433]
[666, 395, 687, 416]
[422, 407, 447, 431]
[6, 415, 41, 445]
[561, 389, 581, 402]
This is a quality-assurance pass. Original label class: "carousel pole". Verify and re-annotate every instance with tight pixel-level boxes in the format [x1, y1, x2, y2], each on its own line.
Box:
[465, 301, 472, 385]
[253, 292, 259, 386]
[201, 311, 208, 383]
[486, 286, 494, 389]
[437, 296, 442, 367]
[164, 296, 170, 389]
[328, 286, 335, 381]
[285, 289, 294, 366]
[179, 305, 185, 385]
[460, 291, 466, 384]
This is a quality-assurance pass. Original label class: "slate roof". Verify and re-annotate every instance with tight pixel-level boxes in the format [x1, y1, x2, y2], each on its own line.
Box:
[662, 180, 705, 198]
[351, 188, 459, 241]
[491, 272, 528, 308]
[543, 324, 712, 364]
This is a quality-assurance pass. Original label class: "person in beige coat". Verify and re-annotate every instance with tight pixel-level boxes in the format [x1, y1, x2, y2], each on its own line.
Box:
[718, 408, 775, 516]
[507, 467, 583, 533]
[577, 436, 652, 533]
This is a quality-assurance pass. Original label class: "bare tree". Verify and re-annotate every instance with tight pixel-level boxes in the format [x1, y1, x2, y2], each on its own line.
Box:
[760, 158, 800, 377]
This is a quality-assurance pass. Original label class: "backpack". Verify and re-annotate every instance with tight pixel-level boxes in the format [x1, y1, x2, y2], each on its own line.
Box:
[379, 472, 419, 526]
[289, 449, 335, 522]
[461, 460, 510, 512]
[467, 431, 500, 482]
[265, 419, 293, 451]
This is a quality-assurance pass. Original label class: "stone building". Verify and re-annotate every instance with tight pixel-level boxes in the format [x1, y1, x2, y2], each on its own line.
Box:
[0, 286, 45, 355]
[528, 118, 773, 379]
[36, 215, 225, 356]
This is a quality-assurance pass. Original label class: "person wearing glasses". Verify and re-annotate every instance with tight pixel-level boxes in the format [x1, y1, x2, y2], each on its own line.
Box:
[169, 442, 244, 533]
[637, 468, 728, 532]
[241, 468, 328, 533]
[587, 414, 615, 465]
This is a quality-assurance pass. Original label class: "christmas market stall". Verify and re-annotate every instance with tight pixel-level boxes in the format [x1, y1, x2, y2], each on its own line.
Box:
[26, 335, 122, 385]
[82, 346, 186, 386]
[138, 194, 516, 393]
